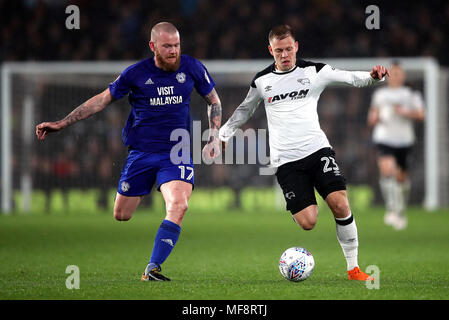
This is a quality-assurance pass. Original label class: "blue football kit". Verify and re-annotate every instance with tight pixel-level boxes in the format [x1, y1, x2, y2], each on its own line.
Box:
[109, 54, 215, 196]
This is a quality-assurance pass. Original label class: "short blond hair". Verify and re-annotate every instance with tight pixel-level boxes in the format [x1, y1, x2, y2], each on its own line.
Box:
[268, 25, 295, 43]
[150, 22, 179, 42]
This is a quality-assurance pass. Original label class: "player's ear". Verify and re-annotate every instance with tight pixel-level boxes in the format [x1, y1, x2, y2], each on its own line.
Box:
[295, 41, 299, 52]
[268, 45, 274, 56]
[149, 41, 155, 53]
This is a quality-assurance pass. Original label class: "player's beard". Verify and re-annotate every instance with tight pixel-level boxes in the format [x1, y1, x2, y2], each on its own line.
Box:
[155, 49, 181, 72]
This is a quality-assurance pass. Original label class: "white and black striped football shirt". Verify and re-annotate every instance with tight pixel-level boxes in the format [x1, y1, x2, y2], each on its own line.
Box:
[219, 59, 383, 167]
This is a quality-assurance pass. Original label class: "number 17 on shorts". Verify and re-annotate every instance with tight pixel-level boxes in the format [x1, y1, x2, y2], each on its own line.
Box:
[178, 165, 194, 181]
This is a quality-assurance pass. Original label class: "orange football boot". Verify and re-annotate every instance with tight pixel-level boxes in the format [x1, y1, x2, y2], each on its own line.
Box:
[347, 267, 374, 281]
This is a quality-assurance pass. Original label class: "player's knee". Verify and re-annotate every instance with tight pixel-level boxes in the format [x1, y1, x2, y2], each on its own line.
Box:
[166, 199, 188, 216]
[300, 219, 316, 231]
[396, 170, 407, 182]
[293, 206, 318, 231]
[379, 161, 396, 177]
[165, 201, 188, 226]
[293, 215, 316, 231]
[114, 208, 132, 221]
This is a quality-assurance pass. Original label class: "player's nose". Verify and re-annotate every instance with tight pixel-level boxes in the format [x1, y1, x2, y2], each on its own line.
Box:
[168, 46, 177, 55]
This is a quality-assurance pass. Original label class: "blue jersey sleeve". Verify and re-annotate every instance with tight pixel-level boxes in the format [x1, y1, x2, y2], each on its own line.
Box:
[109, 71, 131, 100]
[191, 58, 215, 97]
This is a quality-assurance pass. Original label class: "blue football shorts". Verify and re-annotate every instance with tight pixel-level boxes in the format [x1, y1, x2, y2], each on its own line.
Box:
[117, 149, 194, 197]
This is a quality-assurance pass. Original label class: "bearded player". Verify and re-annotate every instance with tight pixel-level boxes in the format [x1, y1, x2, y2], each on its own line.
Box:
[36, 22, 222, 281]
[219, 25, 389, 281]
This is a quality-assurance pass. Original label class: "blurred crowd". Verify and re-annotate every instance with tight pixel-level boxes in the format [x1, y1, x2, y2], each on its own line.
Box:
[4, 0, 431, 210]
[21, 76, 424, 211]
[1, 0, 448, 65]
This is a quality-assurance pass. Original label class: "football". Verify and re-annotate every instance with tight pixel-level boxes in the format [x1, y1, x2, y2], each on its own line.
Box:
[279, 247, 315, 282]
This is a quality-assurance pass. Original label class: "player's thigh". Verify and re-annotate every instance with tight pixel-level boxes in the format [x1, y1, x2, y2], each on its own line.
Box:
[160, 180, 193, 225]
[395, 146, 412, 181]
[114, 150, 158, 220]
[376, 144, 397, 176]
[114, 193, 141, 221]
[117, 150, 158, 197]
[377, 155, 396, 176]
[275, 161, 317, 217]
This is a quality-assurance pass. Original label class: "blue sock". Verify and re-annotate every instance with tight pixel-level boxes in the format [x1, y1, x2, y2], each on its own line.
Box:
[148, 219, 181, 269]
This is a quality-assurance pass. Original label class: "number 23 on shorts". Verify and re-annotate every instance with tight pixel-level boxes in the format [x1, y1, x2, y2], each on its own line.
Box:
[320, 156, 340, 175]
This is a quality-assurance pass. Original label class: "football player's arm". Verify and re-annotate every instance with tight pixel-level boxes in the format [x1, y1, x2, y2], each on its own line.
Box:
[202, 88, 222, 159]
[218, 86, 263, 143]
[367, 91, 381, 127]
[367, 105, 380, 127]
[394, 105, 425, 120]
[319, 64, 389, 88]
[36, 88, 114, 140]
[395, 92, 425, 121]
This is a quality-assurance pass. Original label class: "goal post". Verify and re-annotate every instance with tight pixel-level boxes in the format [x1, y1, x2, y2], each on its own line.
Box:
[0, 57, 445, 214]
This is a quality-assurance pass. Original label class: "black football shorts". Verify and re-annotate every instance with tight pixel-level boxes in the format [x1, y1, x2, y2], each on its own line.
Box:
[275, 148, 347, 214]
[375, 143, 412, 170]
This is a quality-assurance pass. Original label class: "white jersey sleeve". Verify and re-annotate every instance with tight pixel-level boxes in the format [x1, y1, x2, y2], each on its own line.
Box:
[218, 86, 263, 143]
[318, 64, 383, 88]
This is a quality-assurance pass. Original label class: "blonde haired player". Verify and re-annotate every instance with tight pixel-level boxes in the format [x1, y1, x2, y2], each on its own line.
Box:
[367, 62, 425, 230]
[219, 25, 389, 281]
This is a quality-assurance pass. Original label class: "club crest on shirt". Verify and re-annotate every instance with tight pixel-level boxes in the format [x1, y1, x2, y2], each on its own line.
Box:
[176, 72, 186, 83]
[121, 181, 130, 192]
[297, 78, 310, 85]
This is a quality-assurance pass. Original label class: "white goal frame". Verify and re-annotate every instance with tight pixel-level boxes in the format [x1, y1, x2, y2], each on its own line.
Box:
[0, 57, 442, 213]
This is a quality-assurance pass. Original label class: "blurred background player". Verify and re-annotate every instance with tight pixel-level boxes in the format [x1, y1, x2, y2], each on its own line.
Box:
[219, 25, 389, 281]
[36, 22, 222, 281]
[367, 62, 425, 230]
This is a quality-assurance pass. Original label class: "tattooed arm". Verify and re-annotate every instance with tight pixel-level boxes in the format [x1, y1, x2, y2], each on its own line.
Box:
[202, 88, 222, 159]
[36, 88, 114, 140]
[204, 88, 222, 139]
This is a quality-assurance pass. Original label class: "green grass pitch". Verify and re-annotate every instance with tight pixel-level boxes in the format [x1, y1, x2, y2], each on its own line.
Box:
[1, 206, 448, 300]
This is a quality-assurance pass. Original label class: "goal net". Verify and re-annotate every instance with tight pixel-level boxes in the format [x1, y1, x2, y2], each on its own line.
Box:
[1, 58, 446, 214]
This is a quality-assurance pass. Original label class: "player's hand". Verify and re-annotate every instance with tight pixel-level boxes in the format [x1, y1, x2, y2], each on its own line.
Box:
[370, 65, 390, 80]
[36, 121, 63, 140]
[202, 136, 221, 161]
[394, 104, 408, 117]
